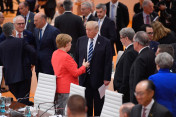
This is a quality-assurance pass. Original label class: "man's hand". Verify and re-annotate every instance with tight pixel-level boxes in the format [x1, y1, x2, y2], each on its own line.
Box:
[104, 80, 110, 86]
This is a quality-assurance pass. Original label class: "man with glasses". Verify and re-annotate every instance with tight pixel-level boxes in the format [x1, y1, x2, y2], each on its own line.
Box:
[129, 31, 156, 104]
[130, 80, 172, 117]
[140, 24, 159, 52]
[113, 27, 137, 103]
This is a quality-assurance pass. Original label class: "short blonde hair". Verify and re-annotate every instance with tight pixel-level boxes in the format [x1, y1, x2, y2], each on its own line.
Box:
[56, 34, 72, 48]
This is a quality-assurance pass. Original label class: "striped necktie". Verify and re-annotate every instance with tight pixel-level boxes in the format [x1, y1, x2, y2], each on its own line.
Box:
[87, 39, 94, 74]
[39, 29, 42, 40]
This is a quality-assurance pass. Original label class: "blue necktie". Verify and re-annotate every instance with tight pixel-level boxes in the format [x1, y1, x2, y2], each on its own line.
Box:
[111, 4, 115, 21]
[87, 39, 93, 74]
[39, 29, 42, 41]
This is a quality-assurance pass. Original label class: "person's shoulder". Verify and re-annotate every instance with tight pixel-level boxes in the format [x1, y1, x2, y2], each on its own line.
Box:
[118, 2, 128, 8]
[23, 29, 32, 35]
[133, 12, 142, 18]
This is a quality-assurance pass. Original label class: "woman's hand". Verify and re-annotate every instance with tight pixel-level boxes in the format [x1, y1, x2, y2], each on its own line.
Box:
[82, 59, 90, 68]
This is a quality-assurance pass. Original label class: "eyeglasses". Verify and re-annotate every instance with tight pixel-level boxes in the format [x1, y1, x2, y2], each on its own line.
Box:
[16, 23, 25, 26]
[120, 36, 126, 39]
[134, 92, 145, 96]
[147, 32, 153, 35]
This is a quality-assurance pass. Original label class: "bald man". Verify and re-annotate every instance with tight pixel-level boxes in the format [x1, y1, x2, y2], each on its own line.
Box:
[75, 21, 112, 116]
[34, 13, 60, 76]
[130, 80, 172, 117]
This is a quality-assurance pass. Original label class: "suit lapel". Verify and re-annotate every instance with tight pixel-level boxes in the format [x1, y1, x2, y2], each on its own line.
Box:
[84, 37, 88, 61]
[100, 16, 107, 33]
[148, 101, 157, 117]
[41, 24, 49, 42]
[91, 35, 102, 60]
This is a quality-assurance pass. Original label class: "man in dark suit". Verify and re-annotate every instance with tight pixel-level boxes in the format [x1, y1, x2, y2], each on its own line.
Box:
[106, 0, 129, 52]
[75, 21, 112, 116]
[130, 80, 173, 117]
[140, 24, 159, 52]
[132, 0, 158, 32]
[96, 3, 117, 56]
[129, 31, 156, 104]
[54, 0, 86, 57]
[114, 28, 138, 103]
[0, 22, 36, 105]
[34, 13, 60, 76]
[81, 1, 97, 27]
[19, 1, 35, 33]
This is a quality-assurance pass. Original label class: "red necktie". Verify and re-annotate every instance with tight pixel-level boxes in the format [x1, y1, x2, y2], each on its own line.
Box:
[146, 15, 150, 24]
[18, 33, 21, 38]
[142, 107, 146, 117]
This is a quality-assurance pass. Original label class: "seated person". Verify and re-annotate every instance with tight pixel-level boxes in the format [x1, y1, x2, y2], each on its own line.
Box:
[67, 95, 87, 117]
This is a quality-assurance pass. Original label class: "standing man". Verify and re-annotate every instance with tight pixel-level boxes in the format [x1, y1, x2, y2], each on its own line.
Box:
[106, 0, 129, 52]
[81, 1, 97, 27]
[34, 13, 60, 76]
[129, 31, 156, 104]
[140, 24, 159, 52]
[0, 12, 4, 35]
[132, 0, 158, 32]
[19, 1, 35, 33]
[96, 3, 117, 56]
[130, 80, 173, 117]
[75, 21, 112, 116]
[113, 28, 138, 103]
[0, 22, 36, 105]
[54, 0, 86, 57]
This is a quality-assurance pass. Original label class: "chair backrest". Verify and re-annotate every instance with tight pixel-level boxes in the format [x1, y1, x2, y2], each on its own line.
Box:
[34, 72, 56, 115]
[69, 83, 86, 97]
[100, 90, 123, 117]
[0, 66, 3, 84]
[65, 83, 86, 116]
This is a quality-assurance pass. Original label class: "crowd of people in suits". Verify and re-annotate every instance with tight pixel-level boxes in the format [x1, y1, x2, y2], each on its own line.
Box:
[0, 0, 176, 116]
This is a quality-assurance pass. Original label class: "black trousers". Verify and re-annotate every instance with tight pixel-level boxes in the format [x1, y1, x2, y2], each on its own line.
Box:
[84, 75, 104, 116]
[8, 78, 31, 105]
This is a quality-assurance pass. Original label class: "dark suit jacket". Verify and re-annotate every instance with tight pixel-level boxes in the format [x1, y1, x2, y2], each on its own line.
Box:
[106, 2, 129, 32]
[106, 2, 129, 51]
[54, 12, 86, 57]
[83, 14, 98, 22]
[129, 47, 156, 104]
[75, 35, 112, 89]
[132, 12, 158, 32]
[130, 101, 173, 117]
[149, 41, 159, 52]
[0, 36, 36, 85]
[133, 2, 143, 14]
[113, 44, 138, 102]
[100, 16, 117, 56]
[34, 24, 60, 75]
[26, 12, 35, 33]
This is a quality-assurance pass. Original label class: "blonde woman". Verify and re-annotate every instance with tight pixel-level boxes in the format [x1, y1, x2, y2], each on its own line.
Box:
[51, 34, 89, 115]
[151, 21, 176, 44]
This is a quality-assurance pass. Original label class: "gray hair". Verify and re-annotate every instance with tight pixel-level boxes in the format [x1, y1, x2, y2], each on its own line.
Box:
[81, 2, 92, 9]
[96, 3, 106, 11]
[63, 0, 73, 11]
[134, 31, 149, 46]
[120, 28, 135, 41]
[2, 22, 14, 37]
[121, 102, 135, 116]
[13, 15, 25, 23]
[142, 0, 152, 8]
[155, 52, 174, 69]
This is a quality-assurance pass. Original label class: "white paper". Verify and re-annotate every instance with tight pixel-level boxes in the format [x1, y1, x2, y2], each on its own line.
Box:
[98, 84, 108, 99]
[49, 115, 62, 117]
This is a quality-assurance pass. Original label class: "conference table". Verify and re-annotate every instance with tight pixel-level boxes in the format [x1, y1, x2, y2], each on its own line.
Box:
[0, 101, 52, 117]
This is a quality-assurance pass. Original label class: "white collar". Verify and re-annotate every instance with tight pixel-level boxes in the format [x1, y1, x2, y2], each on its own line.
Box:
[110, 1, 119, 7]
[41, 23, 48, 32]
[126, 43, 133, 49]
[139, 46, 149, 54]
[86, 13, 91, 20]
[142, 99, 154, 111]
